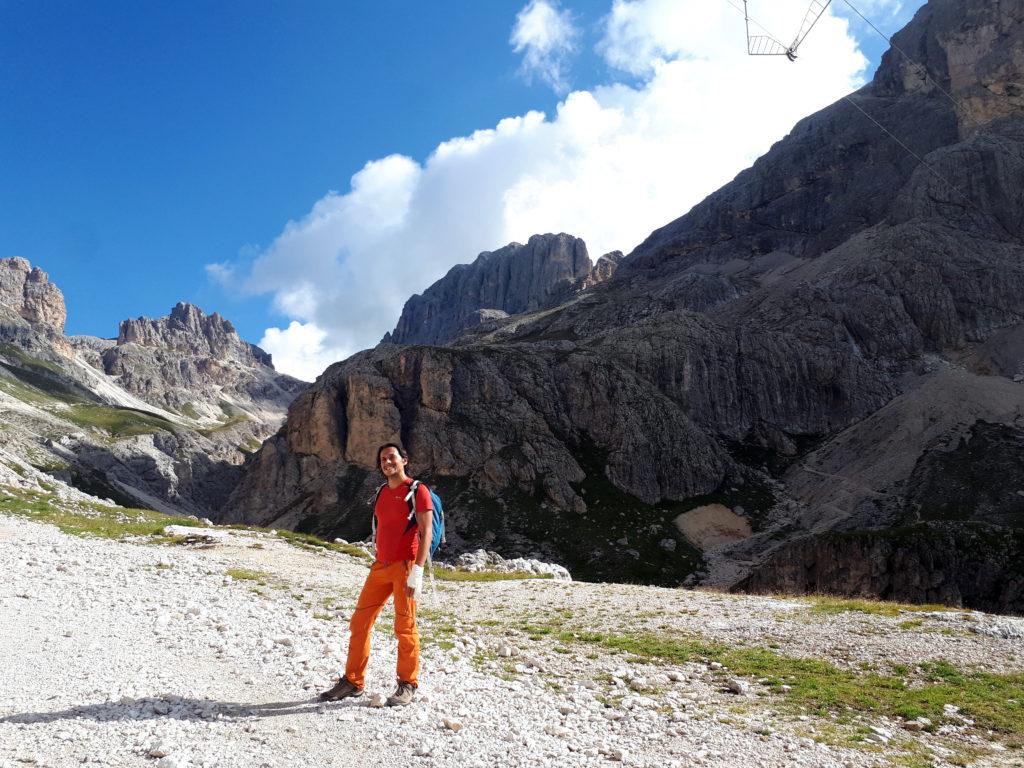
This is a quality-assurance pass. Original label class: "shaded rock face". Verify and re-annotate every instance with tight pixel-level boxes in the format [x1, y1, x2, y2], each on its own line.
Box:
[905, 421, 1024, 529]
[229, 0, 1024, 604]
[737, 419, 1024, 613]
[388, 234, 602, 346]
[736, 524, 1024, 615]
[0, 257, 67, 334]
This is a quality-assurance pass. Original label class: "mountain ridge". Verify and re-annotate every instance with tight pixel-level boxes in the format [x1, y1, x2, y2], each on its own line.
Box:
[223, 0, 1024, 612]
[0, 257, 306, 516]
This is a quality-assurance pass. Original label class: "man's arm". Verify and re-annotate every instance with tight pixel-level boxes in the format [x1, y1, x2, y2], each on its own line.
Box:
[414, 510, 432, 568]
[405, 487, 433, 598]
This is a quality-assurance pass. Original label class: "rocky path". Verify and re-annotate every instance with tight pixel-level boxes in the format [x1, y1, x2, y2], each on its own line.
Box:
[1, 514, 1021, 768]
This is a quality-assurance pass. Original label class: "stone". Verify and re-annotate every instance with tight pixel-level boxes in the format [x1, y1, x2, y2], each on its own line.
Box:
[0, 257, 66, 333]
[388, 234, 597, 346]
[726, 678, 751, 695]
[147, 742, 174, 758]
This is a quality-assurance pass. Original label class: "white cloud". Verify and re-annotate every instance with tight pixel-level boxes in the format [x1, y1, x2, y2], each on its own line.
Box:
[511, 0, 579, 94]
[204, 261, 235, 286]
[259, 321, 347, 383]
[218, 0, 881, 380]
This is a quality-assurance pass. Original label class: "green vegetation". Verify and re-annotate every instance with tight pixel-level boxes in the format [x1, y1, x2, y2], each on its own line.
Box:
[239, 438, 263, 453]
[62, 403, 175, 437]
[559, 630, 1024, 741]
[802, 596, 954, 617]
[0, 345, 98, 404]
[0, 372, 53, 406]
[177, 402, 201, 420]
[225, 567, 270, 584]
[0, 486, 202, 540]
[432, 565, 554, 582]
[0, 482, 374, 566]
[268, 528, 371, 561]
[899, 618, 925, 630]
[198, 401, 251, 436]
[0, 347, 176, 439]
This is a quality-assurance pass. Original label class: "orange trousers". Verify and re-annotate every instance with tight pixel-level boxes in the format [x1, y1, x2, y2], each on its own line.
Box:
[343, 560, 419, 689]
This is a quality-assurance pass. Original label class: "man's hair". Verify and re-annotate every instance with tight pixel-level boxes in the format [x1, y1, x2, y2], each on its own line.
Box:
[376, 443, 409, 475]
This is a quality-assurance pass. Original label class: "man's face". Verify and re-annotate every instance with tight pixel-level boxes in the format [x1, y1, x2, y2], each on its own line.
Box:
[379, 447, 406, 477]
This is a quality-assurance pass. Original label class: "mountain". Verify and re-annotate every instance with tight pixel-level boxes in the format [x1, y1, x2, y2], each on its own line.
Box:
[74, 301, 304, 424]
[0, 257, 306, 515]
[0, 257, 66, 336]
[227, 0, 1024, 611]
[386, 233, 621, 346]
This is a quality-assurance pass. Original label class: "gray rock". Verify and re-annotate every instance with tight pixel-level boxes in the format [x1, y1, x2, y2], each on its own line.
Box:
[0, 257, 66, 333]
[388, 234, 603, 346]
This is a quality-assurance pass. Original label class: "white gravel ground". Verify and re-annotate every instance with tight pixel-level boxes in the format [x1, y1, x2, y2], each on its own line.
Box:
[1, 514, 1021, 768]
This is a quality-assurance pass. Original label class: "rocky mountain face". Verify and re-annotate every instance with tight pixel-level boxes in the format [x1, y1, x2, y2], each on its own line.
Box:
[227, 0, 1024, 611]
[91, 302, 305, 424]
[0, 258, 306, 516]
[0, 258, 70, 357]
[387, 234, 620, 346]
[0, 258, 66, 335]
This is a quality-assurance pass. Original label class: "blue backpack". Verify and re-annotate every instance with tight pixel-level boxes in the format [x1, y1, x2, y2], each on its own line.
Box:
[370, 479, 446, 559]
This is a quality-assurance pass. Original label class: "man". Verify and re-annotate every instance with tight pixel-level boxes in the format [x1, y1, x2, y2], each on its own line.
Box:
[319, 442, 433, 707]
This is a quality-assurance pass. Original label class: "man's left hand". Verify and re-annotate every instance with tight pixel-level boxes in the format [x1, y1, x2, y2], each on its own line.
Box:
[406, 563, 424, 600]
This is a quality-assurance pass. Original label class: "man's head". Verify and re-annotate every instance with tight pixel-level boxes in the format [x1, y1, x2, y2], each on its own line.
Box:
[376, 443, 409, 479]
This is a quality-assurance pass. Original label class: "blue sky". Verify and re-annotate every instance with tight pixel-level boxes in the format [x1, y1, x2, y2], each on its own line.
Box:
[1, 0, 924, 379]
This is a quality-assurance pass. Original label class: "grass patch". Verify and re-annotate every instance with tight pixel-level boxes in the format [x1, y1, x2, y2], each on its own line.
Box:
[62, 403, 175, 437]
[226, 567, 270, 585]
[197, 401, 251, 436]
[899, 619, 925, 630]
[197, 415, 250, 436]
[0, 345, 95, 403]
[0, 486, 202, 540]
[432, 565, 554, 582]
[802, 596, 953, 617]
[563, 630, 1024, 741]
[177, 402, 201, 420]
[0, 373, 54, 406]
[269, 528, 371, 561]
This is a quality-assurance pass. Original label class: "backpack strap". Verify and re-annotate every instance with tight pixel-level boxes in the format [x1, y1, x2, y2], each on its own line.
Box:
[368, 483, 386, 544]
[403, 480, 421, 531]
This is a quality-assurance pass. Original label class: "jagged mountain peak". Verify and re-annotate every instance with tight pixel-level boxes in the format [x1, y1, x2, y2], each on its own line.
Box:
[0, 256, 67, 335]
[118, 302, 273, 369]
[388, 232, 621, 346]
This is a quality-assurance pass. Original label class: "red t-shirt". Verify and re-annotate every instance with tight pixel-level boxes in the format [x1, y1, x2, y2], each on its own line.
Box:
[375, 479, 433, 562]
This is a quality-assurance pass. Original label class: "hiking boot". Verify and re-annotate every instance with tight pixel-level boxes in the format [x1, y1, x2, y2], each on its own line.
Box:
[319, 677, 363, 702]
[385, 681, 416, 707]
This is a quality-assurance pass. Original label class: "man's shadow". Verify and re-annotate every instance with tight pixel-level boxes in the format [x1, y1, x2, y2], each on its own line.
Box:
[0, 695, 363, 726]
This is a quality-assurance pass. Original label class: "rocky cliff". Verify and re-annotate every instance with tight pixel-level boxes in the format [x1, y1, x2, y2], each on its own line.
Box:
[224, 0, 1024, 609]
[97, 302, 305, 423]
[0, 258, 66, 335]
[0, 261, 305, 517]
[387, 234, 619, 346]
